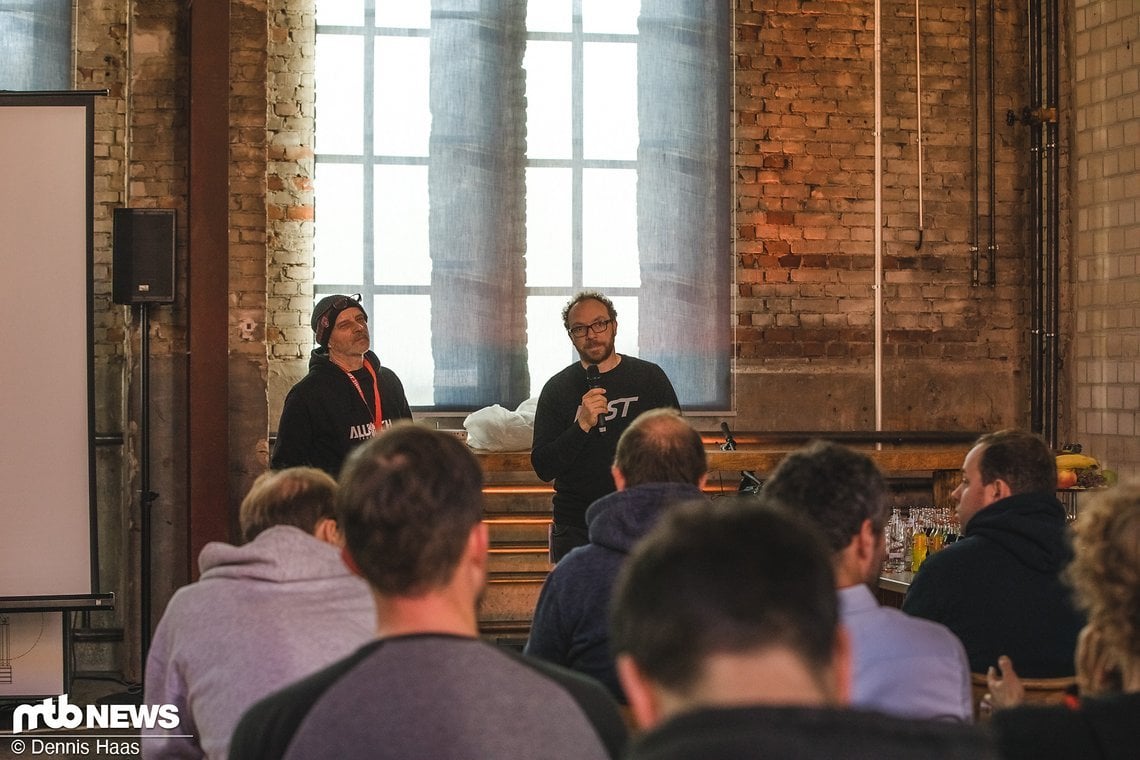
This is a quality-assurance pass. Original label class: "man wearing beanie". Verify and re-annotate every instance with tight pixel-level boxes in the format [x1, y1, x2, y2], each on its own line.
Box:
[271, 294, 412, 476]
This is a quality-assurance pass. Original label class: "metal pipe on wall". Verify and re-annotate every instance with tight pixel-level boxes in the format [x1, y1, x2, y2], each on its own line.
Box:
[874, 0, 884, 435]
[969, 0, 980, 285]
[1029, 0, 1045, 435]
[987, 0, 997, 286]
[1045, 0, 1061, 446]
[1025, 0, 1062, 446]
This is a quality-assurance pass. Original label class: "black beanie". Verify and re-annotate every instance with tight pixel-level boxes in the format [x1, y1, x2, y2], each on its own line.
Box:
[312, 294, 367, 346]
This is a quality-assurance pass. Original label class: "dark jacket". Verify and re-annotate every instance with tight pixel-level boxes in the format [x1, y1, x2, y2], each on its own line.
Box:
[991, 691, 1140, 760]
[626, 704, 998, 760]
[271, 349, 412, 476]
[524, 482, 705, 700]
[902, 491, 1085, 676]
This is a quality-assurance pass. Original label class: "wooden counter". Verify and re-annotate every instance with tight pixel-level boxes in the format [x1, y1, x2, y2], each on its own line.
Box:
[473, 446, 969, 477]
[878, 571, 915, 595]
[876, 571, 915, 609]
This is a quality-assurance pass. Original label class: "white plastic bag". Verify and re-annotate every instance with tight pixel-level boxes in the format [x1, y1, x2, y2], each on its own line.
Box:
[463, 397, 538, 451]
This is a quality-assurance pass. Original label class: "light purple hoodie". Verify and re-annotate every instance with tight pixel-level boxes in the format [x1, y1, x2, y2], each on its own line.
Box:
[143, 525, 376, 760]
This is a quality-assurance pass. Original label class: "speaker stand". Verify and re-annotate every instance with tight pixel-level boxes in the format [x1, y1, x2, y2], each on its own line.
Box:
[99, 303, 157, 707]
[139, 302, 157, 663]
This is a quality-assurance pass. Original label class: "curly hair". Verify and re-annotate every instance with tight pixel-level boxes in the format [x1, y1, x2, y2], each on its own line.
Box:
[1066, 481, 1140, 665]
[760, 440, 889, 553]
[561, 291, 617, 330]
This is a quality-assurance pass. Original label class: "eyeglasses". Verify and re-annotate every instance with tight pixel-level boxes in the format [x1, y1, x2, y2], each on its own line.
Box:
[568, 318, 613, 339]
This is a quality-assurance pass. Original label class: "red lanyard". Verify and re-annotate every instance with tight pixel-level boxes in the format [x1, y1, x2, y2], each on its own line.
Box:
[343, 361, 383, 430]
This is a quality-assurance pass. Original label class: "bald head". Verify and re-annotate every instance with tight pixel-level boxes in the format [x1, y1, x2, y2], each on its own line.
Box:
[613, 408, 706, 488]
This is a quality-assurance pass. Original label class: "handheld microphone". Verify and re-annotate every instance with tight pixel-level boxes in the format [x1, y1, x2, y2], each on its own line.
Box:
[586, 364, 602, 389]
[585, 364, 605, 433]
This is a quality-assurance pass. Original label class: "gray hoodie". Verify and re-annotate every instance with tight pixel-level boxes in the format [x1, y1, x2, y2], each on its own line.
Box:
[143, 525, 376, 760]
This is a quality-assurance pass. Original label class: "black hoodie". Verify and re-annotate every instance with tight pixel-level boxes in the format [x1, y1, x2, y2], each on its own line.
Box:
[902, 492, 1086, 676]
[271, 349, 412, 476]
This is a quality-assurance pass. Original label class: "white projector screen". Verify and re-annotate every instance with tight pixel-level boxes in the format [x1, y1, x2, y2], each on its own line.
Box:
[0, 93, 97, 598]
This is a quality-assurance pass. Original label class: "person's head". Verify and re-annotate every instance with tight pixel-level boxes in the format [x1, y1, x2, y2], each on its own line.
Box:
[312, 293, 370, 358]
[953, 429, 1056, 528]
[612, 408, 707, 490]
[1066, 482, 1140, 685]
[336, 422, 485, 597]
[239, 467, 340, 545]
[562, 291, 618, 367]
[610, 496, 846, 728]
[760, 441, 889, 585]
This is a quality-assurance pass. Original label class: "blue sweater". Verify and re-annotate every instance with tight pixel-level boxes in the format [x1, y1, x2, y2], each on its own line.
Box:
[524, 482, 705, 700]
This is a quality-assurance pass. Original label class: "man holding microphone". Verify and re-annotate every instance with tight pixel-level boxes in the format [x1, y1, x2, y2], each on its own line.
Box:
[531, 292, 679, 562]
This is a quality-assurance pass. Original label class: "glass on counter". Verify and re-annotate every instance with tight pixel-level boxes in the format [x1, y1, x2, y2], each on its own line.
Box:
[885, 506, 960, 573]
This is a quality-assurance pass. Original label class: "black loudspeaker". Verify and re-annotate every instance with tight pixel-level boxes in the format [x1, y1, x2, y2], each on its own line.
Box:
[113, 208, 176, 304]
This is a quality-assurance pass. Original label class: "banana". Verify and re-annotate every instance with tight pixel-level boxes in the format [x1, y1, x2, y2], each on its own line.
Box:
[1056, 453, 1099, 469]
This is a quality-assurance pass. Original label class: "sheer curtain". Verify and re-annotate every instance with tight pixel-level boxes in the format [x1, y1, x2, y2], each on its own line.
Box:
[314, 0, 731, 411]
[0, 0, 72, 90]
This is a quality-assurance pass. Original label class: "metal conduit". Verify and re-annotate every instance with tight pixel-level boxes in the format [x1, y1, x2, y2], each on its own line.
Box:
[969, 0, 980, 285]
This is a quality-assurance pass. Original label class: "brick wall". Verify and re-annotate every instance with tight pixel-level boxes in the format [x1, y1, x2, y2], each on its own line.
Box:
[1069, 0, 1140, 473]
[733, 0, 1029, 431]
[266, 0, 317, 424]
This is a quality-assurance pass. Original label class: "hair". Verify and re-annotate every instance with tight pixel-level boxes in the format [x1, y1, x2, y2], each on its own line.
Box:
[239, 467, 338, 543]
[759, 440, 889, 553]
[336, 422, 484, 596]
[974, 429, 1057, 495]
[609, 495, 839, 695]
[561, 291, 617, 330]
[1066, 481, 1140, 667]
[613, 408, 706, 488]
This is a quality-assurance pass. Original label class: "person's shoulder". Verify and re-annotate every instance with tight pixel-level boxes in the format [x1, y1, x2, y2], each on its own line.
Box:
[538, 362, 585, 394]
[923, 535, 986, 569]
[228, 641, 381, 760]
[547, 542, 618, 588]
[990, 701, 1099, 760]
[619, 354, 664, 372]
[289, 358, 339, 390]
[873, 603, 968, 651]
[633, 706, 995, 760]
[504, 648, 628, 755]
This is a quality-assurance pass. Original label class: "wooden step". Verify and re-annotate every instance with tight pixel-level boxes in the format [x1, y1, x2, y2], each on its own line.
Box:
[481, 571, 547, 623]
[487, 542, 552, 574]
[483, 512, 551, 544]
[482, 484, 554, 514]
[479, 619, 532, 651]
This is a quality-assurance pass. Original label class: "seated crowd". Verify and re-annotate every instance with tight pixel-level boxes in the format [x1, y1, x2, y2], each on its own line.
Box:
[142, 421, 1134, 759]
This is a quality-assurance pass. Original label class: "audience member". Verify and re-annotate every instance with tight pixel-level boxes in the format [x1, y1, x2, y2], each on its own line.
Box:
[531, 291, 679, 561]
[143, 467, 375, 760]
[986, 482, 1140, 759]
[230, 423, 627, 760]
[525, 408, 707, 700]
[902, 429, 1085, 676]
[761, 440, 973, 721]
[609, 496, 997, 759]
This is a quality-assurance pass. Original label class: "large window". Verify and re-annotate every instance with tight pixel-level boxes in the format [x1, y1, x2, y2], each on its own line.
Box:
[0, 0, 72, 90]
[314, 1, 731, 412]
